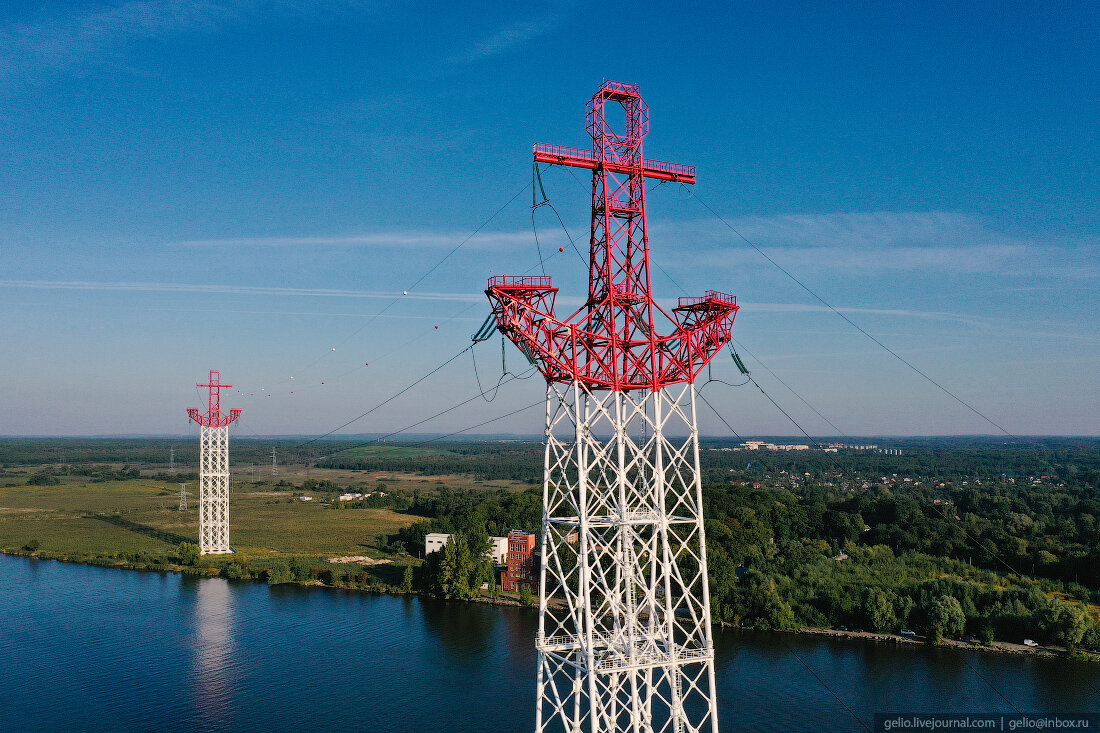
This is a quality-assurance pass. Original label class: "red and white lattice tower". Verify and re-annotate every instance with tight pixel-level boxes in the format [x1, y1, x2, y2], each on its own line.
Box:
[487, 82, 739, 733]
[187, 370, 241, 555]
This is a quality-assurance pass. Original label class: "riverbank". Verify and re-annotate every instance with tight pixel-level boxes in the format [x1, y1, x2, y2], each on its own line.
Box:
[8, 547, 1095, 662]
[789, 625, 1097, 660]
[1, 547, 533, 608]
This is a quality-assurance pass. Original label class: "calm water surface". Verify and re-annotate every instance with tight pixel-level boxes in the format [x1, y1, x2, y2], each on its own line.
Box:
[2, 554, 1096, 731]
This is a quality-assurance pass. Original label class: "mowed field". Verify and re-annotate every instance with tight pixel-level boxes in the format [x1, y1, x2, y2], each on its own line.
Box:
[0, 473, 427, 558]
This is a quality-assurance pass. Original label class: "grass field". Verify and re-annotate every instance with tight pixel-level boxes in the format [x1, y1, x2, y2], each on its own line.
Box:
[0, 475, 427, 559]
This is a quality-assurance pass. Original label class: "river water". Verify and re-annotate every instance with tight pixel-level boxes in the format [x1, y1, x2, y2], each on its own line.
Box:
[1, 554, 1096, 731]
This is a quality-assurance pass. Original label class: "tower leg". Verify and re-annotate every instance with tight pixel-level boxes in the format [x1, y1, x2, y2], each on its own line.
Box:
[199, 424, 232, 555]
[536, 381, 717, 732]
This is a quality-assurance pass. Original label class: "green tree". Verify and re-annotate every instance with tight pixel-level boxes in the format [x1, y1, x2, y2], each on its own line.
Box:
[27, 472, 59, 486]
[22, 538, 39, 552]
[402, 565, 414, 593]
[979, 625, 995, 646]
[924, 595, 965, 644]
[1038, 599, 1090, 649]
[437, 536, 474, 599]
[864, 588, 897, 633]
[518, 583, 534, 607]
[265, 561, 291, 584]
[177, 541, 200, 566]
[289, 557, 310, 581]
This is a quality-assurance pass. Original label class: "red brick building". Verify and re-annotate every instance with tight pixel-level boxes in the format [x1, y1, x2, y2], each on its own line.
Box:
[501, 530, 538, 593]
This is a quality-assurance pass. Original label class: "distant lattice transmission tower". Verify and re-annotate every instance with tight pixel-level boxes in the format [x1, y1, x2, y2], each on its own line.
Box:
[487, 82, 739, 733]
[187, 370, 241, 555]
[270, 446, 278, 476]
[178, 483, 190, 511]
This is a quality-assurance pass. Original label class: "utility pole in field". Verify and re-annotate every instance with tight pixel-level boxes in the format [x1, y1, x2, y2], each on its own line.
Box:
[187, 370, 241, 555]
[487, 81, 738, 733]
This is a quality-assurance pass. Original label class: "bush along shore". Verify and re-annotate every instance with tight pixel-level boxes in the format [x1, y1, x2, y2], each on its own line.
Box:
[0, 544, 537, 609]
[6, 536, 1096, 663]
[4, 435, 1100, 662]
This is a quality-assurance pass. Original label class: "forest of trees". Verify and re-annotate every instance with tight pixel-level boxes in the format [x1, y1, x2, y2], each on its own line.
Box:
[703, 483, 1098, 650]
[3, 437, 1098, 650]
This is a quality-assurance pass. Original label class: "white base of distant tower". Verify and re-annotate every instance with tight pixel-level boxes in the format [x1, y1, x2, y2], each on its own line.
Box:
[535, 380, 718, 733]
[199, 424, 232, 555]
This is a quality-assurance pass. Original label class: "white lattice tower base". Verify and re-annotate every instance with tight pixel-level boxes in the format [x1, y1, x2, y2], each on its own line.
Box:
[199, 424, 232, 555]
[535, 381, 718, 733]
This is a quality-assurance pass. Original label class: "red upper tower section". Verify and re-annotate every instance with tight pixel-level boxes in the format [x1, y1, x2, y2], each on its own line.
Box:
[486, 81, 739, 391]
[187, 370, 242, 427]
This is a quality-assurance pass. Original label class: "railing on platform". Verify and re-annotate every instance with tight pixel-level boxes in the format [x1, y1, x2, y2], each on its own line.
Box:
[534, 143, 696, 179]
[676, 291, 737, 308]
[488, 275, 554, 288]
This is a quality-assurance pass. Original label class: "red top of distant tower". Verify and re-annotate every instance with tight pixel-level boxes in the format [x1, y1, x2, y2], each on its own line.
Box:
[486, 81, 739, 391]
[187, 370, 242, 427]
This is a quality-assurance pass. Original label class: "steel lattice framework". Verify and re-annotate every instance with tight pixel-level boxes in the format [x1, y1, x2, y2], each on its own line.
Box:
[187, 370, 241, 555]
[487, 82, 739, 733]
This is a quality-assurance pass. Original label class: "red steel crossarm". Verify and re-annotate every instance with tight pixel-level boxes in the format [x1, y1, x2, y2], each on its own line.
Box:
[487, 82, 738, 392]
[533, 144, 696, 184]
[187, 370, 242, 428]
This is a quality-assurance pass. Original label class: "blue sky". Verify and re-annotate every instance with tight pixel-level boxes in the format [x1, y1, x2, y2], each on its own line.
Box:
[1, 0, 1096, 437]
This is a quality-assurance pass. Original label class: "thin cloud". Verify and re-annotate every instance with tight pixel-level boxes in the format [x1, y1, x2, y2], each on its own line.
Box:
[650, 211, 1098, 279]
[453, 14, 561, 63]
[0, 0, 240, 78]
[0, 1, 364, 80]
[171, 230, 544, 249]
[742, 302, 998, 328]
[0, 279, 483, 302]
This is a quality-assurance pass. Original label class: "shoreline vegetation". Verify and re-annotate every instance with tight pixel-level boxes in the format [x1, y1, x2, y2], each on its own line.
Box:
[2, 437, 1099, 662]
[3, 547, 1093, 662]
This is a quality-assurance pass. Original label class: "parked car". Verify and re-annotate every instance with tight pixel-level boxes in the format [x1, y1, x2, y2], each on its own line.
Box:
[900, 629, 917, 638]
[1023, 639, 1039, 647]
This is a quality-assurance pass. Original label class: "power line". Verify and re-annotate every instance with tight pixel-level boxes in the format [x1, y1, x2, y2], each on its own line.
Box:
[310, 364, 540, 462]
[264, 179, 532, 391]
[409, 399, 544, 446]
[649, 257, 841, 438]
[684, 186, 1019, 439]
[697, 390, 746, 443]
[732, 339, 848, 437]
[293, 344, 475, 449]
[378, 366, 538, 443]
[961, 658, 1021, 713]
[790, 649, 872, 732]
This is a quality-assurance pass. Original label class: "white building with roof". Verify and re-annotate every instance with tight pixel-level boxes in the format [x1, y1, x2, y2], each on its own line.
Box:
[424, 532, 509, 565]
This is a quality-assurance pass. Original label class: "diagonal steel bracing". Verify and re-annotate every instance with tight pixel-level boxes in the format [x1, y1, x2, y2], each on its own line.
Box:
[535, 382, 718, 733]
[488, 82, 736, 732]
[187, 370, 240, 556]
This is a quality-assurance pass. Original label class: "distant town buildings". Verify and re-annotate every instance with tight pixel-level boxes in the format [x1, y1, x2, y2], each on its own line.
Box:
[730, 441, 898, 454]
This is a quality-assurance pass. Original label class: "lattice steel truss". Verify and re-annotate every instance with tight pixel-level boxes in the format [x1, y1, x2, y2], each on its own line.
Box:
[487, 82, 738, 732]
[187, 370, 240, 555]
[536, 381, 717, 732]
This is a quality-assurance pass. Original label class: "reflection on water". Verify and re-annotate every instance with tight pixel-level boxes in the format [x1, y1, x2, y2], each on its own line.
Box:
[1, 555, 1097, 733]
[190, 577, 236, 727]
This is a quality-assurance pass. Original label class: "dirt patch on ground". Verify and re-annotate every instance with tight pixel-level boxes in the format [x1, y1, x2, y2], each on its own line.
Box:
[327, 555, 392, 565]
